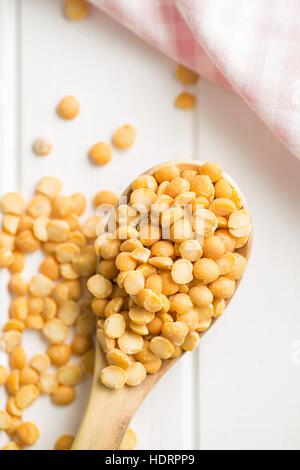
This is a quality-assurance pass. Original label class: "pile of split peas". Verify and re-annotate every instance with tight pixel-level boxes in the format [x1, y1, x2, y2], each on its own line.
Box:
[87, 162, 251, 390]
[0, 179, 135, 450]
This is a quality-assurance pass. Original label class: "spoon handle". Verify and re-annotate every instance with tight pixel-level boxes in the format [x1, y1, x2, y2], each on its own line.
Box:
[71, 348, 152, 450]
[72, 381, 135, 450]
[72, 347, 175, 450]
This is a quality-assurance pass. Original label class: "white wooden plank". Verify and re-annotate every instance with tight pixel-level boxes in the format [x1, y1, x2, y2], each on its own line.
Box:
[197, 80, 300, 450]
[0, 0, 19, 191]
[0, 0, 197, 450]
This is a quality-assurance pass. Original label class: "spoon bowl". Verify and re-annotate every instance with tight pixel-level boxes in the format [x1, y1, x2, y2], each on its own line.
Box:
[72, 160, 252, 450]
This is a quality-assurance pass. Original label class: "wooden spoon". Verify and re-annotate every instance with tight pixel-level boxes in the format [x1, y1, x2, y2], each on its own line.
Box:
[72, 160, 252, 450]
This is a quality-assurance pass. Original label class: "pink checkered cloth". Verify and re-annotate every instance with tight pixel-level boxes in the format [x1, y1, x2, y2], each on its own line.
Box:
[89, 0, 300, 159]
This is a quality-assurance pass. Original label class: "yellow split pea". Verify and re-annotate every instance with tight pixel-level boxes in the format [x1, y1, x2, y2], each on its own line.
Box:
[65, 0, 87, 19]
[33, 136, 52, 156]
[57, 96, 80, 120]
[176, 64, 198, 84]
[89, 142, 112, 166]
[100, 366, 127, 389]
[51, 386, 76, 406]
[93, 190, 118, 208]
[175, 92, 196, 110]
[1, 193, 25, 216]
[55, 434, 74, 450]
[0, 365, 8, 385]
[0, 248, 14, 268]
[37, 176, 62, 198]
[47, 344, 72, 367]
[113, 125, 136, 149]
[120, 428, 137, 450]
[16, 422, 40, 446]
[3, 215, 20, 235]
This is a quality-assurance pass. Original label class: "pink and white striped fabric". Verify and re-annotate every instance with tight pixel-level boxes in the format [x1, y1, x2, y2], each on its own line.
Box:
[89, 0, 300, 159]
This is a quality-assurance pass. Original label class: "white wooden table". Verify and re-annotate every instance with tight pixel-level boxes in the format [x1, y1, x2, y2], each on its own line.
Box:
[1, 0, 300, 450]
